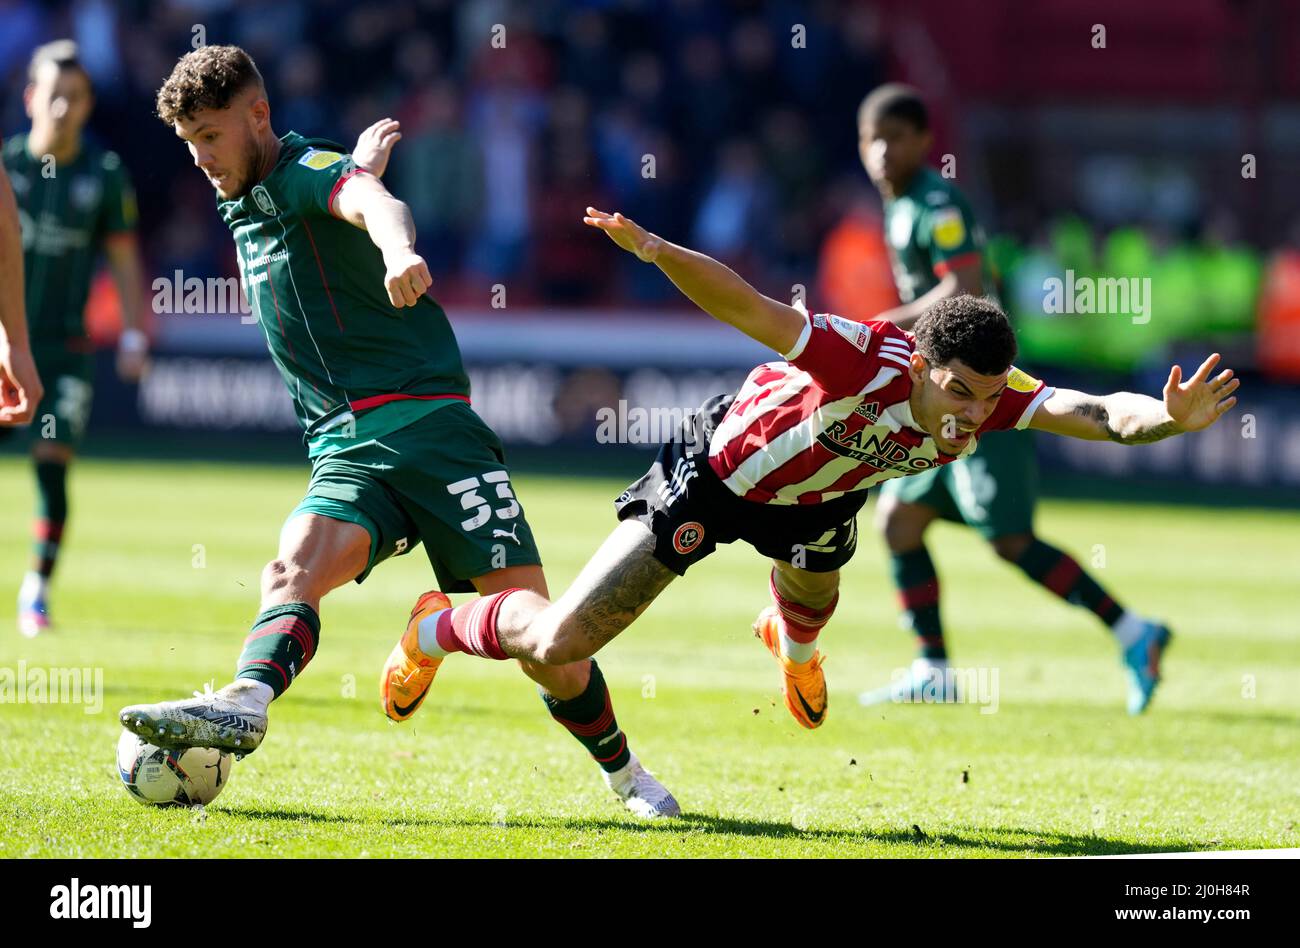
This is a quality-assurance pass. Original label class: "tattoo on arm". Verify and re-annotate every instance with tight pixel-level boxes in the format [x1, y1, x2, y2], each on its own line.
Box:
[1075, 394, 1180, 444]
[1072, 397, 1110, 432]
[1107, 420, 1180, 445]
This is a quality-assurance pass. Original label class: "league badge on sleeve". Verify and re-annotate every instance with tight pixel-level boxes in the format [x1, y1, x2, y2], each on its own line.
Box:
[932, 206, 967, 250]
[830, 315, 870, 352]
[1006, 366, 1041, 393]
[298, 148, 345, 171]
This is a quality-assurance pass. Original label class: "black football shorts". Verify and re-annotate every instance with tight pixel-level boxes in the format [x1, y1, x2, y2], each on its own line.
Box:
[613, 395, 865, 575]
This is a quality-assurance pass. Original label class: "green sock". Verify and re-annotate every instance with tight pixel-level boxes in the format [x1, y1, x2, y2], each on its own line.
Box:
[540, 659, 631, 773]
[235, 603, 321, 699]
[32, 461, 68, 578]
[1014, 539, 1124, 626]
[890, 547, 946, 659]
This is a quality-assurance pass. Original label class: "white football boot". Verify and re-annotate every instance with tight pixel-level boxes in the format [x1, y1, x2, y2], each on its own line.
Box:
[603, 752, 681, 818]
[119, 682, 268, 758]
[17, 572, 50, 638]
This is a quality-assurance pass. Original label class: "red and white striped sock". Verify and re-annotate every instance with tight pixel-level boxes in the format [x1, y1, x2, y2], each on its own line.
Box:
[417, 589, 522, 660]
[769, 569, 837, 664]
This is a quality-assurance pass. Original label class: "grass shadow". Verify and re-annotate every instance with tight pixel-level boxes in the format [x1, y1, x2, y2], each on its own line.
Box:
[221, 807, 1205, 856]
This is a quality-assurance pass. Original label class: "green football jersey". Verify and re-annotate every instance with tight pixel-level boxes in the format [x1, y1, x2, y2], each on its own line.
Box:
[219, 131, 469, 440]
[2, 133, 136, 345]
[882, 165, 987, 304]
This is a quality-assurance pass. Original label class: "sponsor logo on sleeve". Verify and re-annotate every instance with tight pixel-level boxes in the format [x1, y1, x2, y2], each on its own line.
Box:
[830, 315, 870, 352]
[298, 148, 345, 171]
[1006, 366, 1041, 393]
[931, 206, 966, 250]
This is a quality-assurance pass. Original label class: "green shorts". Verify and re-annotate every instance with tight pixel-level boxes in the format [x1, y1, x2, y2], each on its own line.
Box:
[286, 401, 541, 590]
[877, 428, 1039, 540]
[30, 345, 95, 447]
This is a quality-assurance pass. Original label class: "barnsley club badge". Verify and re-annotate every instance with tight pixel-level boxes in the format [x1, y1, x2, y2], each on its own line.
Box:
[251, 185, 279, 217]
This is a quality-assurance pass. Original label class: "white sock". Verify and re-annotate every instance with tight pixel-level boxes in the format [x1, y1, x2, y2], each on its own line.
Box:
[779, 628, 818, 664]
[1112, 611, 1147, 649]
[18, 571, 46, 604]
[220, 680, 274, 714]
[416, 608, 453, 658]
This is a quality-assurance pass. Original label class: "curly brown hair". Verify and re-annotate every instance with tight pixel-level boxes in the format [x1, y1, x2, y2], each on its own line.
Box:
[156, 45, 265, 124]
[913, 295, 1017, 376]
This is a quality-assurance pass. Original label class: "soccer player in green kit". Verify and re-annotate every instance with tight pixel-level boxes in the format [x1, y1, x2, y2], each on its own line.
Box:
[3, 41, 149, 638]
[855, 84, 1171, 714]
[119, 45, 678, 817]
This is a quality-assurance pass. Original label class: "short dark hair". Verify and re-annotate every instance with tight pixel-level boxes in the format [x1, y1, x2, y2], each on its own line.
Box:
[156, 44, 265, 125]
[913, 295, 1017, 376]
[28, 39, 89, 86]
[858, 82, 928, 132]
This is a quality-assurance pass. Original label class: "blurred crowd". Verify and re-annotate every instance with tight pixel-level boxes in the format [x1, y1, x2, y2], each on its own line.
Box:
[3, 0, 1296, 377]
[1, 0, 884, 306]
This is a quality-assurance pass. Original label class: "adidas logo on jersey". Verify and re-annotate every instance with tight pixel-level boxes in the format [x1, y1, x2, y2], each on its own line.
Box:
[853, 402, 881, 423]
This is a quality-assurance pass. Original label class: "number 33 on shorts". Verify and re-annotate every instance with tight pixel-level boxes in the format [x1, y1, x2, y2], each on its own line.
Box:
[447, 471, 521, 531]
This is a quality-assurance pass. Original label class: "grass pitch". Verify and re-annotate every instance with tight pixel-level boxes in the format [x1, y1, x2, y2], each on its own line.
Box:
[0, 455, 1296, 857]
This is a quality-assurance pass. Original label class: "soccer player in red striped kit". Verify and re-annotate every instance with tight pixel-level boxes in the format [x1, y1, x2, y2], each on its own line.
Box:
[382, 208, 1239, 740]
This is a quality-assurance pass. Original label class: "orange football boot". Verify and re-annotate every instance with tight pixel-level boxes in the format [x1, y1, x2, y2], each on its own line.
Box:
[381, 590, 452, 722]
[753, 605, 828, 729]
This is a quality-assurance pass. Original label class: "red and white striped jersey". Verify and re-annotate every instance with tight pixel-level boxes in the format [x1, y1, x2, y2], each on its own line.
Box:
[707, 309, 1054, 505]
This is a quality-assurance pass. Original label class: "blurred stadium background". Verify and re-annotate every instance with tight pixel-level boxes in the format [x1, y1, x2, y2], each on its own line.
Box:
[1, 0, 1297, 496]
[3, 0, 1300, 860]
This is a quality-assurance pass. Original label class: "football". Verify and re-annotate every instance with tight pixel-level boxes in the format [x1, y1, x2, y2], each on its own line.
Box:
[116, 730, 232, 807]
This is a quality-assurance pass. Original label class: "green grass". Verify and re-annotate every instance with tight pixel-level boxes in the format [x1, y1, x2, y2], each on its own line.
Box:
[0, 455, 1297, 857]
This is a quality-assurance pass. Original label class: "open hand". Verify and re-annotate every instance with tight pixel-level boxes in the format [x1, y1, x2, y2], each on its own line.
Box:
[353, 118, 402, 178]
[1163, 353, 1239, 433]
[582, 207, 662, 262]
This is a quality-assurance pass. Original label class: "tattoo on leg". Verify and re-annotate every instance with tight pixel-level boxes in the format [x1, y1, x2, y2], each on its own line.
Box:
[563, 524, 676, 650]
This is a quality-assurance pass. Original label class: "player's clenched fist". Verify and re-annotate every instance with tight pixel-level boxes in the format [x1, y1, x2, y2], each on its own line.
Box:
[383, 252, 433, 308]
[0, 341, 42, 426]
[583, 207, 662, 262]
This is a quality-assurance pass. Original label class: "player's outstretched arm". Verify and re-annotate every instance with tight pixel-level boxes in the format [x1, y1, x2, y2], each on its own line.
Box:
[1029, 353, 1239, 444]
[333, 172, 431, 308]
[583, 207, 804, 355]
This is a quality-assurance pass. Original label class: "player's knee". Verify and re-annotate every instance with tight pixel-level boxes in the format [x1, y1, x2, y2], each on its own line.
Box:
[261, 558, 306, 598]
[878, 502, 928, 552]
[991, 533, 1033, 563]
[534, 614, 596, 666]
[774, 563, 839, 605]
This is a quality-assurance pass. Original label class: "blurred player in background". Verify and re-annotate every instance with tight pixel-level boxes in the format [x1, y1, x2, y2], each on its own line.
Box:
[119, 46, 677, 818]
[855, 84, 1174, 714]
[3, 41, 148, 638]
